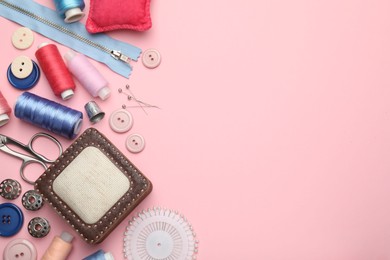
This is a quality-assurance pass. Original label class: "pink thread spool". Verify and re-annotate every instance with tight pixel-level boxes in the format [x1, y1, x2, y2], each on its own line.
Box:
[0, 91, 12, 127]
[64, 50, 111, 100]
[42, 232, 73, 260]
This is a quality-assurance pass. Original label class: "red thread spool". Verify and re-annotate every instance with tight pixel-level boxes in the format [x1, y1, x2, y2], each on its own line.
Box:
[0, 91, 12, 127]
[35, 43, 76, 100]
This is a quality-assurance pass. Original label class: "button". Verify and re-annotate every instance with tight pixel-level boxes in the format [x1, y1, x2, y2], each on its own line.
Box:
[22, 190, 44, 211]
[11, 27, 34, 50]
[0, 203, 24, 237]
[28, 217, 50, 238]
[0, 179, 21, 200]
[3, 238, 37, 260]
[142, 49, 161, 69]
[109, 109, 133, 133]
[11, 56, 33, 79]
[126, 134, 145, 153]
[7, 60, 40, 90]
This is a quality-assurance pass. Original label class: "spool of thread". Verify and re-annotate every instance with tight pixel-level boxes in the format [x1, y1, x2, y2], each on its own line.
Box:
[14, 92, 83, 139]
[0, 91, 12, 127]
[42, 232, 73, 260]
[35, 43, 76, 100]
[64, 50, 111, 100]
[53, 0, 85, 23]
[82, 250, 115, 260]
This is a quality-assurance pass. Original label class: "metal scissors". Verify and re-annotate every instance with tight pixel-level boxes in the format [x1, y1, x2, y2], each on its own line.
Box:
[0, 133, 63, 185]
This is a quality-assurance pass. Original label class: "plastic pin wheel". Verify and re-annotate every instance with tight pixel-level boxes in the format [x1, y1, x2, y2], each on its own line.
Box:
[124, 207, 199, 260]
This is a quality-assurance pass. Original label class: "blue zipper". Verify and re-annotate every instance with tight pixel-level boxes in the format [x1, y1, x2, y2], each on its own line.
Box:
[0, 0, 142, 78]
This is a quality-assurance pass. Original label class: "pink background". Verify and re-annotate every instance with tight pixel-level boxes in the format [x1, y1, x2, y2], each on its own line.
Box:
[1, 0, 390, 259]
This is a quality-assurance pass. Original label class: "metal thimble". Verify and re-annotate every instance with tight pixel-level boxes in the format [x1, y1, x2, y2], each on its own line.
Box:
[22, 190, 44, 211]
[84, 101, 105, 124]
[0, 179, 21, 200]
[28, 217, 50, 238]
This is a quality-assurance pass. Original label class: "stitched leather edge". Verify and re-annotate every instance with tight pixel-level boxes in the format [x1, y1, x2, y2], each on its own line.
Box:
[35, 127, 153, 244]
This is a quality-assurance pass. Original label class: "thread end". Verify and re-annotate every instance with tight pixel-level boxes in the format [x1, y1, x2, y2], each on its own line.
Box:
[64, 50, 76, 62]
[98, 87, 111, 100]
[37, 42, 50, 49]
[64, 8, 85, 23]
[60, 231, 74, 243]
[104, 252, 115, 260]
[73, 118, 83, 135]
[0, 114, 10, 127]
[61, 89, 74, 100]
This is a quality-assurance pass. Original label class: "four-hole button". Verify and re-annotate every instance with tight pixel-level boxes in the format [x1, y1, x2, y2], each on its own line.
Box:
[0, 203, 24, 237]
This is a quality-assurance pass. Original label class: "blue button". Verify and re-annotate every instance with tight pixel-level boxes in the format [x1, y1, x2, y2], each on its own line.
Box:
[7, 60, 40, 90]
[0, 203, 24, 237]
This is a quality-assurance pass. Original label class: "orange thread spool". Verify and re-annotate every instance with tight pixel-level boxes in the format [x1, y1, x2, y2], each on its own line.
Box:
[42, 232, 73, 260]
[35, 43, 76, 100]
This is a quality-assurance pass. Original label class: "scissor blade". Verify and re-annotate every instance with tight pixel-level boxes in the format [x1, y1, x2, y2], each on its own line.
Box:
[0, 135, 7, 146]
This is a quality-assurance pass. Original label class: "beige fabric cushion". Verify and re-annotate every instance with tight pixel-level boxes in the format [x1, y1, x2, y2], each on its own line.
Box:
[53, 146, 130, 224]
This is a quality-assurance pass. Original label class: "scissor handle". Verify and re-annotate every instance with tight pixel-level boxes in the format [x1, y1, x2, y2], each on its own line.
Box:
[20, 159, 47, 185]
[27, 133, 63, 163]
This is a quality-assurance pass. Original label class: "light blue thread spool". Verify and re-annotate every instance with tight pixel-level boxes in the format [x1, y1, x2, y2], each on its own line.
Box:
[14, 92, 83, 139]
[53, 0, 85, 23]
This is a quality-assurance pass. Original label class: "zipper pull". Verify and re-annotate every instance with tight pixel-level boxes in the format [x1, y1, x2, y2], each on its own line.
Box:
[111, 50, 130, 63]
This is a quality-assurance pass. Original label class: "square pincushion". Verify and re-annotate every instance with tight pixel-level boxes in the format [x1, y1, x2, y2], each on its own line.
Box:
[35, 128, 153, 244]
[86, 0, 152, 33]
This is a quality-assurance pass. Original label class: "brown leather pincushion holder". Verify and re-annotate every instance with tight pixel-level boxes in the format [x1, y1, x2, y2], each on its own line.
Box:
[35, 128, 152, 244]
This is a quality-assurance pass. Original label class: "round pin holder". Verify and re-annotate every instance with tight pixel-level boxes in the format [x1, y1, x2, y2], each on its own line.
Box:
[7, 60, 40, 90]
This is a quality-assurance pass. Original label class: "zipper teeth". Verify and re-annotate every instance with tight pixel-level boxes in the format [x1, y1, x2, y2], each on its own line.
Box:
[0, 0, 112, 54]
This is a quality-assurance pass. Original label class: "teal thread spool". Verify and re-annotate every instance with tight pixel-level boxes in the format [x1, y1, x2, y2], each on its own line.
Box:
[53, 0, 85, 23]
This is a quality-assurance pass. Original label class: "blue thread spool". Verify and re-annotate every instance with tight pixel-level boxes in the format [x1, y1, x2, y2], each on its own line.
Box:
[53, 0, 85, 23]
[82, 250, 114, 260]
[14, 92, 83, 139]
